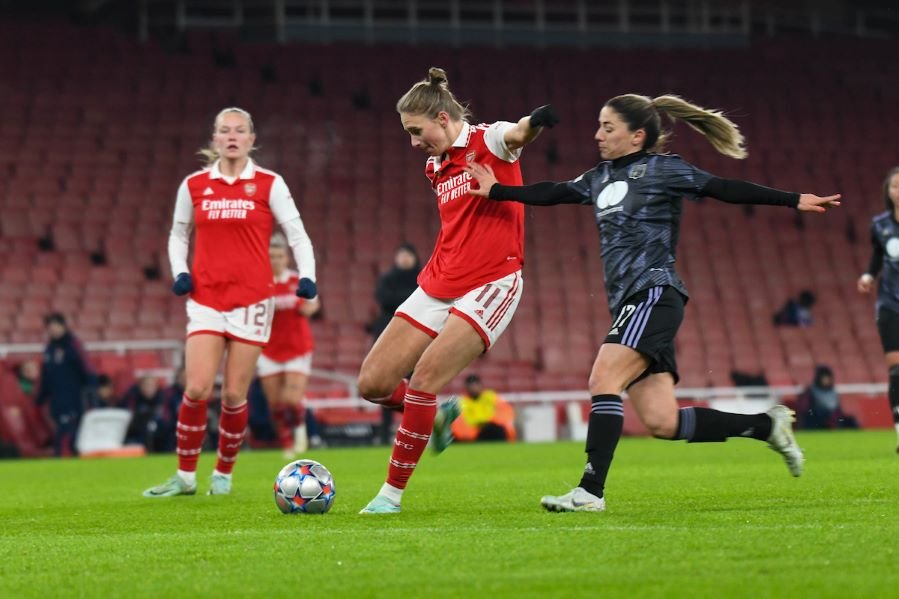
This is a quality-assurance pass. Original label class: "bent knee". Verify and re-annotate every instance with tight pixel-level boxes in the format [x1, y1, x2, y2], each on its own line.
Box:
[645, 418, 678, 440]
[357, 370, 395, 402]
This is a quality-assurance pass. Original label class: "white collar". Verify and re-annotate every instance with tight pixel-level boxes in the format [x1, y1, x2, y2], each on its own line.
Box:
[210, 159, 256, 181]
[451, 121, 472, 148]
[274, 269, 293, 284]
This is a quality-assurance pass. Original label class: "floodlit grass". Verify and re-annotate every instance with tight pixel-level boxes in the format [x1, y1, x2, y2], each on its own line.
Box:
[2, 431, 898, 598]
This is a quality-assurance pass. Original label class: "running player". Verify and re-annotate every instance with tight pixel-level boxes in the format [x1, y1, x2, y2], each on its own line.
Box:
[258, 232, 321, 458]
[465, 93, 841, 512]
[144, 107, 317, 497]
[356, 68, 557, 513]
[857, 166, 899, 452]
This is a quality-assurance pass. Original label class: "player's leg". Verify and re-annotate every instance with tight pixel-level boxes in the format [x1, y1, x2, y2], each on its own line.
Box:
[361, 314, 485, 514]
[260, 372, 294, 455]
[876, 308, 899, 451]
[143, 333, 225, 497]
[282, 370, 310, 454]
[541, 342, 648, 513]
[885, 353, 899, 452]
[210, 340, 264, 494]
[629, 371, 803, 476]
[357, 316, 433, 408]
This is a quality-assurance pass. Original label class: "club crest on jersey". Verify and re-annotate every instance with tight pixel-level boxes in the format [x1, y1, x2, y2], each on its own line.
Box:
[466, 151, 477, 163]
[628, 164, 647, 179]
[244, 183, 257, 196]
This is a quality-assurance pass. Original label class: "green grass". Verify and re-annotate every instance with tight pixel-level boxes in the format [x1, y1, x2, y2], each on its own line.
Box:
[2, 431, 899, 598]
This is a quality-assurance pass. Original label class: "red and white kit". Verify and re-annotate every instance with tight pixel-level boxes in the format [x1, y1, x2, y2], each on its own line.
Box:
[168, 159, 316, 346]
[258, 269, 315, 376]
[397, 122, 525, 348]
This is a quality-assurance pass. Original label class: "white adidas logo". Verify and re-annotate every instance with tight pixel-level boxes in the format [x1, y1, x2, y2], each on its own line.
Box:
[203, 187, 214, 196]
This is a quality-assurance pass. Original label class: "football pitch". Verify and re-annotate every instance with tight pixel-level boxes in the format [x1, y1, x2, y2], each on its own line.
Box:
[2, 431, 898, 598]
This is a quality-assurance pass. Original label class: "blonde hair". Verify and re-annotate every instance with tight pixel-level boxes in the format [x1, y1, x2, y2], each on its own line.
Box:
[606, 93, 747, 159]
[396, 67, 471, 121]
[198, 107, 258, 165]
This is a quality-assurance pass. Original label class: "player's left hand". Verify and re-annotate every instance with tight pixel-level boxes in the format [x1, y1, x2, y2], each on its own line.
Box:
[797, 193, 841, 213]
[529, 104, 559, 129]
[463, 162, 498, 198]
[296, 277, 317, 299]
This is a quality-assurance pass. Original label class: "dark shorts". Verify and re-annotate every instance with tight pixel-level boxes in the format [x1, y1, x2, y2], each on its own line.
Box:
[604, 285, 685, 386]
[877, 307, 899, 353]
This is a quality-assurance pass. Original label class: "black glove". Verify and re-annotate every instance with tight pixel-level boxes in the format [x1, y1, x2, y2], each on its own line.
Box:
[172, 273, 193, 296]
[529, 104, 559, 129]
[296, 277, 317, 299]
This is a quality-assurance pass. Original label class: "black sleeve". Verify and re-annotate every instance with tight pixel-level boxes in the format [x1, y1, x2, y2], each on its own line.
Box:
[701, 177, 800, 208]
[489, 181, 586, 206]
[867, 225, 884, 277]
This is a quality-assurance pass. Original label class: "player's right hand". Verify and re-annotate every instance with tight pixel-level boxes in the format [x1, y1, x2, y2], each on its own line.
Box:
[172, 272, 193, 296]
[463, 162, 498, 198]
[857, 273, 874, 294]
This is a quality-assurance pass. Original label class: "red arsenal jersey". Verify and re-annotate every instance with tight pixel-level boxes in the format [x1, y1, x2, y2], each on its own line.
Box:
[418, 122, 525, 299]
[175, 160, 298, 311]
[262, 270, 314, 360]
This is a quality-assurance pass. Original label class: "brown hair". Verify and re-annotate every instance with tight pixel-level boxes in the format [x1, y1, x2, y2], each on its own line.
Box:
[396, 67, 471, 121]
[198, 107, 257, 165]
[883, 166, 899, 212]
[605, 94, 747, 159]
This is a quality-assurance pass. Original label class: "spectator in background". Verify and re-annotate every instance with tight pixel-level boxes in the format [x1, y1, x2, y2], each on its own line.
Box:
[93, 374, 118, 408]
[15, 360, 40, 397]
[450, 374, 517, 442]
[796, 365, 859, 430]
[370, 243, 421, 340]
[122, 375, 166, 450]
[773, 290, 816, 327]
[36, 313, 95, 457]
[370, 243, 421, 445]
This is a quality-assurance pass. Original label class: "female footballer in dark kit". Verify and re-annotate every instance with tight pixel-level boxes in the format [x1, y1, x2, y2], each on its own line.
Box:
[466, 93, 841, 512]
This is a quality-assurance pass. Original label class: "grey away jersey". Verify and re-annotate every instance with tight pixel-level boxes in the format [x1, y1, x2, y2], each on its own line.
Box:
[870, 211, 899, 314]
[566, 153, 713, 313]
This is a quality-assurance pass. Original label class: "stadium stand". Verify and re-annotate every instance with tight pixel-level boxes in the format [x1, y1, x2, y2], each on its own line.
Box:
[0, 21, 897, 403]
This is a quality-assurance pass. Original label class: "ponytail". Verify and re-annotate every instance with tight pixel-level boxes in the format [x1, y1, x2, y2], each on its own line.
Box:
[605, 93, 747, 159]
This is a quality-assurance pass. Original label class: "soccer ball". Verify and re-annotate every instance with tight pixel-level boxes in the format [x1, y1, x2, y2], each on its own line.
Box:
[273, 459, 335, 514]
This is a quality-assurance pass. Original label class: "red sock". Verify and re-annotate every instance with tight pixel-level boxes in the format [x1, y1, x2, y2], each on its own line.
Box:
[176, 394, 207, 472]
[272, 406, 294, 450]
[387, 388, 436, 489]
[216, 401, 248, 474]
[382, 379, 408, 410]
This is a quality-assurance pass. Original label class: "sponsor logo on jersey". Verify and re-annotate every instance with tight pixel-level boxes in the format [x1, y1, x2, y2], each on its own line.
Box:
[436, 171, 473, 205]
[475, 309, 485, 318]
[200, 198, 255, 220]
[203, 187, 215, 196]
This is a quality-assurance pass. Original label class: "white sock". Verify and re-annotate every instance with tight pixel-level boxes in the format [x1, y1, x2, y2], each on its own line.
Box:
[212, 469, 233, 480]
[894, 423, 899, 440]
[379, 482, 403, 504]
[176, 469, 196, 486]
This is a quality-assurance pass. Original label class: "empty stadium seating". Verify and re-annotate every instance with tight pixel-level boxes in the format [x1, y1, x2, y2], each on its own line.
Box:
[1, 22, 897, 395]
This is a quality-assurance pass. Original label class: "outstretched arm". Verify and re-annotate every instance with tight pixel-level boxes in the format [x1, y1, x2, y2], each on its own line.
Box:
[503, 105, 559, 151]
[702, 177, 841, 213]
[464, 162, 583, 206]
